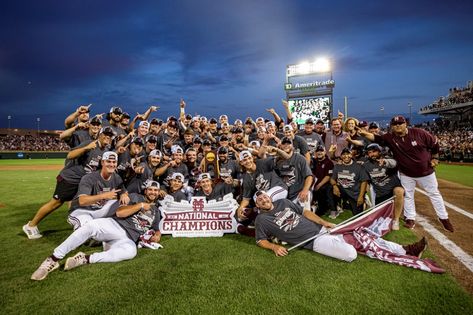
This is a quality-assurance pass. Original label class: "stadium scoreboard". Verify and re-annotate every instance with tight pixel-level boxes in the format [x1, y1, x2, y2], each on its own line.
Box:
[285, 60, 334, 126]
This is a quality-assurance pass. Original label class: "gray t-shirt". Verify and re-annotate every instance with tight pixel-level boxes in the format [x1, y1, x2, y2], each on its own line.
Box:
[242, 157, 287, 200]
[59, 140, 110, 184]
[70, 170, 125, 212]
[255, 199, 321, 249]
[332, 161, 369, 200]
[297, 131, 324, 155]
[362, 159, 400, 197]
[125, 162, 154, 194]
[113, 193, 160, 243]
[218, 159, 241, 179]
[65, 129, 93, 149]
[292, 135, 310, 156]
[276, 153, 312, 200]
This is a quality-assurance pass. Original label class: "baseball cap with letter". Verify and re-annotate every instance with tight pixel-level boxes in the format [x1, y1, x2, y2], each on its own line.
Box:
[239, 150, 252, 160]
[144, 180, 160, 189]
[102, 151, 118, 161]
[198, 173, 211, 181]
[391, 115, 406, 125]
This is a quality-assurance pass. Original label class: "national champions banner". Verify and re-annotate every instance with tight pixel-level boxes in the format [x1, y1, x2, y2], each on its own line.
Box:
[159, 194, 238, 237]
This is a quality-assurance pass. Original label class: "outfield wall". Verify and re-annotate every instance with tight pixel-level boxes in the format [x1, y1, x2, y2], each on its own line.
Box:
[0, 151, 67, 159]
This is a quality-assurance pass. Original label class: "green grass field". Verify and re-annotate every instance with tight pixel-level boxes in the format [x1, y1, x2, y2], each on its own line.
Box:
[436, 163, 473, 187]
[1, 160, 472, 314]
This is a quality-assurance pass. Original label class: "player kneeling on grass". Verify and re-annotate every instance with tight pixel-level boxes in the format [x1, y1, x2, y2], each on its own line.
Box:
[253, 191, 427, 262]
[31, 180, 162, 281]
[362, 143, 404, 230]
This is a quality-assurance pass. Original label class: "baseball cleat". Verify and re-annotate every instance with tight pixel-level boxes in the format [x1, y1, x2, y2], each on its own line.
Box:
[23, 222, 43, 239]
[31, 257, 59, 281]
[403, 219, 416, 229]
[403, 237, 428, 258]
[439, 218, 454, 233]
[64, 252, 88, 271]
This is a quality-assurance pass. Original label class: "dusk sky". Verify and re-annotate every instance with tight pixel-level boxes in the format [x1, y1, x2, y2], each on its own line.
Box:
[1, 0, 472, 130]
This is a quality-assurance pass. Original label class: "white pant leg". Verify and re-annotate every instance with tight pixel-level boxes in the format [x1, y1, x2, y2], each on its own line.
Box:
[90, 238, 137, 264]
[292, 191, 313, 211]
[416, 173, 448, 219]
[312, 228, 357, 262]
[399, 173, 417, 220]
[372, 238, 406, 256]
[267, 185, 288, 202]
[370, 185, 376, 206]
[68, 200, 118, 230]
[53, 218, 120, 259]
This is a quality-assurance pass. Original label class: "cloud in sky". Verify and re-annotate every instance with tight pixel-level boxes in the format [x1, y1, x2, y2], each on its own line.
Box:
[1, 0, 472, 128]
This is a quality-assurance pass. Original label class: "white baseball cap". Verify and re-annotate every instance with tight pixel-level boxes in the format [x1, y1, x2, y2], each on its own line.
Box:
[239, 150, 252, 160]
[170, 172, 184, 182]
[198, 173, 212, 181]
[102, 151, 118, 161]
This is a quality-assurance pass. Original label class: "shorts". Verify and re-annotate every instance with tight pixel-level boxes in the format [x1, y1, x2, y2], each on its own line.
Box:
[53, 175, 79, 202]
[375, 177, 402, 204]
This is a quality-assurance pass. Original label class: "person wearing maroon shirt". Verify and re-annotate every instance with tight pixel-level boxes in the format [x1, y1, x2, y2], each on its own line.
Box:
[311, 145, 336, 216]
[358, 115, 454, 232]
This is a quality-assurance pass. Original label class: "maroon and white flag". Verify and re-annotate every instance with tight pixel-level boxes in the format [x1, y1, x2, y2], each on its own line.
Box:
[331, 199, 445, 273]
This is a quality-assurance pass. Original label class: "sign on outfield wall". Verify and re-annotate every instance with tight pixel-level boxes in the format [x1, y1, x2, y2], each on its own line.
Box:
[159, 194, 238, 237]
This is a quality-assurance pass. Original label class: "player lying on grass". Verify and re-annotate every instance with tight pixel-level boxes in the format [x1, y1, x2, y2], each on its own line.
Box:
[31, 180, 162, 281]
[253, 190, 427, 261]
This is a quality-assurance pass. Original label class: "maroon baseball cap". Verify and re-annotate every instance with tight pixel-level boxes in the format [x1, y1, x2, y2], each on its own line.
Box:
[358, 120, 368, 127]
[390, 116, 406, 125]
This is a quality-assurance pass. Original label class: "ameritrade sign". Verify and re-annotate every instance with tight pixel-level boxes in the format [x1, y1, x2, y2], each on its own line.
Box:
[159, 194, 238, 237]
[285, 80, 335, 90]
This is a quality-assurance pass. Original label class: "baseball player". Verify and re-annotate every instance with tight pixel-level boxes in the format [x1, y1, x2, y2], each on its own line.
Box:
[67, 151, 129, 230]
[330, 147, 369, 216]
[237, 150, 288, 221]
[23, 127, 115, 239]
[273, 137, 313, 210]
[362, 143, 404, 230]
[30, 180, 162, 281]
[253, 191, 428, 261]
[358, 115, 454, 232]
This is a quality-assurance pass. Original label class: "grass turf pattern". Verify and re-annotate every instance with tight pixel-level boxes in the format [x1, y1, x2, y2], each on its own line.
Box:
[0, 162, 472, 314]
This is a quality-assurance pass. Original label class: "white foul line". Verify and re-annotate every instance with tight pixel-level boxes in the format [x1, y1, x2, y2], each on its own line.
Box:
[416, 215, 473, 273]
[415, 188, 473, 220]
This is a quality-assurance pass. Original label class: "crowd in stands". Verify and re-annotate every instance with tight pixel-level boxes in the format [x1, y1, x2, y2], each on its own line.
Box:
[420, 81, 473, 112]
[416, 120, 473, 162]
[0, 134, 70, 152]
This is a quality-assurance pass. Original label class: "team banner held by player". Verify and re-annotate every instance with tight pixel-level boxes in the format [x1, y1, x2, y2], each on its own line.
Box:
[159, 194, 238, 237]
[332, 199, 445, 273]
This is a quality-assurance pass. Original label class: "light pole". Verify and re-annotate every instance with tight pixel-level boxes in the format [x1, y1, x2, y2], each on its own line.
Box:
[36, 117, 40, 137]
[8, 115, 11, 129]
[380, 106, 384, 127]
[408, 102, 412, 125]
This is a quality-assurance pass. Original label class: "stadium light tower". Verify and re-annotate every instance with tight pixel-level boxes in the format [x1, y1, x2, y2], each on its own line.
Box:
[8, 115, 11, 129]
[287, 57, 332, 77]
[36, 117, 40, 137]
[408, 102, 412, 124]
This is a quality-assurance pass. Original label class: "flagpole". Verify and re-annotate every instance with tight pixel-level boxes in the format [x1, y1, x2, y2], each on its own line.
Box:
[287, 197, 394, 252]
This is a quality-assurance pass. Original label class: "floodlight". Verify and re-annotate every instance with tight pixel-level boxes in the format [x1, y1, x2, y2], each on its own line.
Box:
[314, 58, 330, 72]
[297, 62, 311, 75]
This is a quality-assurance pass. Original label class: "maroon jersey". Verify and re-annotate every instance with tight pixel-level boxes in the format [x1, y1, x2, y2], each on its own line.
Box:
[374, 128, 439, 178]
[311, 156, 334, 184]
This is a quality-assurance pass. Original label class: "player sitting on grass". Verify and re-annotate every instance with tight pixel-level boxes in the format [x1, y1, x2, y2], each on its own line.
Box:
[31, 180, 162, 281]
[253, 190, 428, 262]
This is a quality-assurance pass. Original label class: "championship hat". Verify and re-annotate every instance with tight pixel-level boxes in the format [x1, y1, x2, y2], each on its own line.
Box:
[102, 151, 118, 161]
